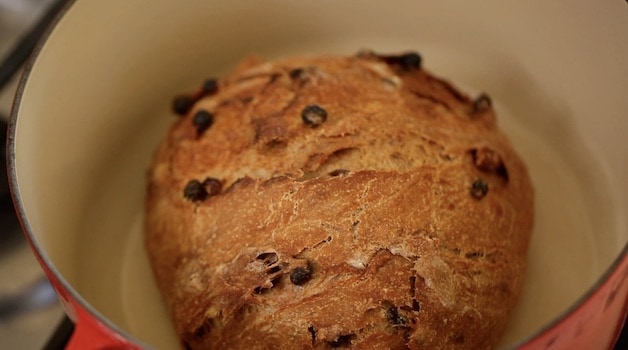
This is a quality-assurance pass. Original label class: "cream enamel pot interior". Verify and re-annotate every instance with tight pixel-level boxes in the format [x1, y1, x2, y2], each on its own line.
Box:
[7, 1, 628, 349]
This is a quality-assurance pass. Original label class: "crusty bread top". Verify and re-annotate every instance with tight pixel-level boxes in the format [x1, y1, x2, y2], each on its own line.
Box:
[145, 52, 534, 349]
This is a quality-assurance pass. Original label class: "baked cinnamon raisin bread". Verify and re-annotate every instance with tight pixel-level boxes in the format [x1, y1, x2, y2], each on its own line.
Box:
[145, 51, 534, 349]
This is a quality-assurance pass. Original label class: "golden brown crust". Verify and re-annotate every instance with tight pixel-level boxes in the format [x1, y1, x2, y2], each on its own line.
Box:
[145, 52, 534, 349]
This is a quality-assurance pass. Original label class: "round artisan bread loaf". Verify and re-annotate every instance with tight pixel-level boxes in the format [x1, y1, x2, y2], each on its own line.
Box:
[145, 51, 534, 349]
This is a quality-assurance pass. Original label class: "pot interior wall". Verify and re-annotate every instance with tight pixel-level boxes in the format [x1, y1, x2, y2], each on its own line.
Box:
[12, 0, 627, 348]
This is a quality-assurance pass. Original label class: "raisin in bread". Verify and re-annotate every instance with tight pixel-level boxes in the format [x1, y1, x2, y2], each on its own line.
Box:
[145, 51, 534, 349]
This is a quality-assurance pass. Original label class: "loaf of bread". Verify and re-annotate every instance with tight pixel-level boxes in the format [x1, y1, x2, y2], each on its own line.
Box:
[145, 51, 534, 349]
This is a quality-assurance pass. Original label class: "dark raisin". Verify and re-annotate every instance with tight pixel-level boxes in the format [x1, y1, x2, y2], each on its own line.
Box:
[471, 179, 489, 199]
[183, 180, 208, 202]
[373, 51, 423, 70]
[289, 67, 305, 79]
[386, 305, 408, 326]
[193, 110, 214, 134]
[202, 177, 222, 197]
[172, 95, 194, 116]
[202, 78, 219, 95]
[183, 178, 221, 202]
[290, 263, 313, 285]
[399, 52, 422, 70]
[301, 104, 327, 126]
[472, 93, 492, 114]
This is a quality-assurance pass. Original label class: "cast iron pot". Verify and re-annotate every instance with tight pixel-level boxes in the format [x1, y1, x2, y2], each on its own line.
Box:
[7, 1, 627, 348]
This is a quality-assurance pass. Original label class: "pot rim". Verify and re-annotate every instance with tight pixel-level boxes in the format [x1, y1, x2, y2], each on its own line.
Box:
[4, 1, 627, 348]
[5, 0, 150, 348]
